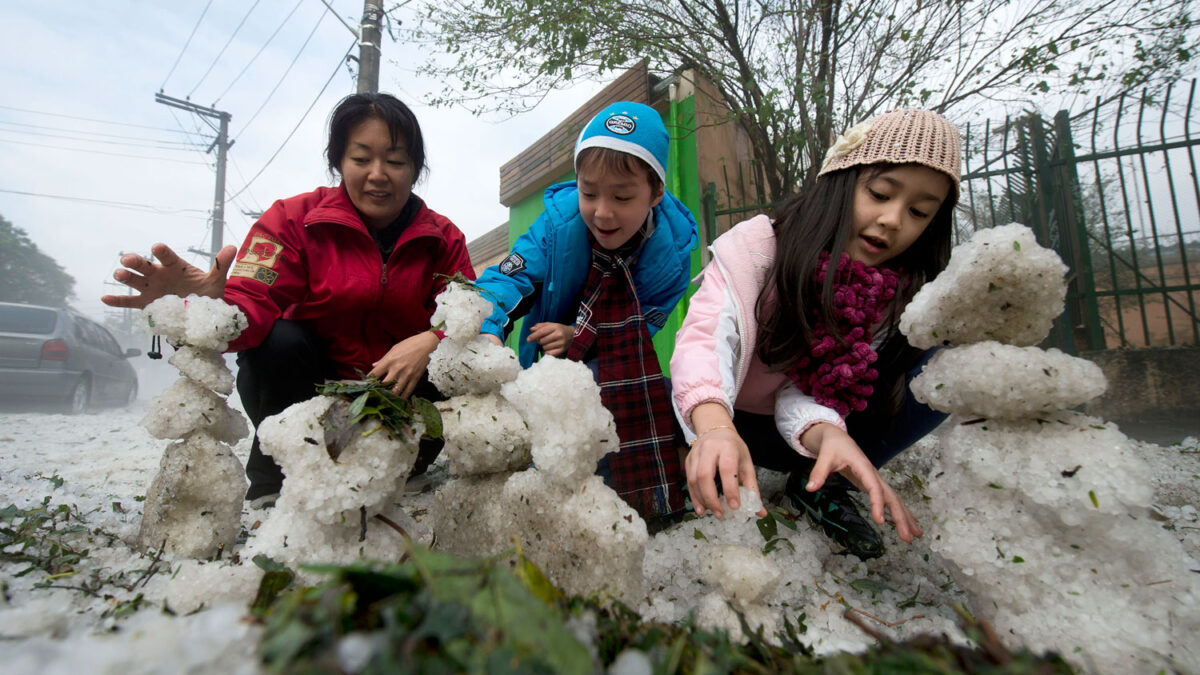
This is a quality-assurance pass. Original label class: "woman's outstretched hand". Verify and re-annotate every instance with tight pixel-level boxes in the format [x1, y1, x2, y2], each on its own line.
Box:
[101, 243, 237, 309]
[801, 423, 923, 543]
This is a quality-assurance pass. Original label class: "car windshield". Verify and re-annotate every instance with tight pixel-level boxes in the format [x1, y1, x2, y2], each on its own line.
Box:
[0, 305, 58, 334]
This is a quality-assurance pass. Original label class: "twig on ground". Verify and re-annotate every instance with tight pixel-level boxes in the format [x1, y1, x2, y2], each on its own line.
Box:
[131, 540, 167, 591]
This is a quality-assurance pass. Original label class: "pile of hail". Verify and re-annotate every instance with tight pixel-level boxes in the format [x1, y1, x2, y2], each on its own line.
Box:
[426, 282, 647, 604]
[900, 223, 1199, 672]
[136, 295, 249, 558]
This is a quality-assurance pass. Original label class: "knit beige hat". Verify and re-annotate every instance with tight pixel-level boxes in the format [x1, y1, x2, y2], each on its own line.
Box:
[817, 109, 962, 190]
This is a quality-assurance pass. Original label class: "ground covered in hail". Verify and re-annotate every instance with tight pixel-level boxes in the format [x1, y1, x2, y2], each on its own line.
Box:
[0, 405, 1196, 674]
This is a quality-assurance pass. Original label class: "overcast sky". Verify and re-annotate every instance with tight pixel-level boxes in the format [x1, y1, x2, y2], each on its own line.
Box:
[0, 2, 606, 323]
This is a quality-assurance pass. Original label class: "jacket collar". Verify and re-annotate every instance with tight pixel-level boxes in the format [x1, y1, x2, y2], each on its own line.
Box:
[303, 184, 446, 244]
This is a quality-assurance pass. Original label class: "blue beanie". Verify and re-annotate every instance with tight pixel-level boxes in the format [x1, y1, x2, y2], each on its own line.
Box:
[574, 101, 668, 183]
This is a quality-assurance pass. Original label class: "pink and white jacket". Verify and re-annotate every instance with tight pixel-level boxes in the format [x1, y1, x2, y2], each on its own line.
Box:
[670, 215, 845, 458]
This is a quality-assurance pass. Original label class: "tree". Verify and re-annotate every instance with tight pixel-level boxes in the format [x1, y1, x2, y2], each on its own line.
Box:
[0, 215, 76, 306]
[407, 0, 1199, 201]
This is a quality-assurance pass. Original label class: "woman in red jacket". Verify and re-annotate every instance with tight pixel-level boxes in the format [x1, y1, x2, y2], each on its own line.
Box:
[102, 93, 475, 506]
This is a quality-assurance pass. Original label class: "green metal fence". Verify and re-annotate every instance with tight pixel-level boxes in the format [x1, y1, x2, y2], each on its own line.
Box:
[700, 84, 1200, 354]
[960, 83, 1200, 353]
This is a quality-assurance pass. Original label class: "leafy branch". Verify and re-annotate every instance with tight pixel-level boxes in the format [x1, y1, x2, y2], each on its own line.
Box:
[316, 377, 443, 447]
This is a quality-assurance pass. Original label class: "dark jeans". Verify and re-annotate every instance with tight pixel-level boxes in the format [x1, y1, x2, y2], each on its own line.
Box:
[732, 350, 947, 485]
[236, 320, 444, 500]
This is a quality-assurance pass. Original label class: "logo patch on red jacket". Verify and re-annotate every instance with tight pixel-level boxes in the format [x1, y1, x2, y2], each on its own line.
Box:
[230, 236, 284, 285]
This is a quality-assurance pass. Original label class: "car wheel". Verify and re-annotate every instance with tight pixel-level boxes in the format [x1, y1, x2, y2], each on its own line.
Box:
[124, 381, 138, 407]
[67, 378, 90, 415]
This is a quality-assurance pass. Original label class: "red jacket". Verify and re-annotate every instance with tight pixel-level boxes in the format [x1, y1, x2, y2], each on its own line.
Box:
[224, 185, 475, 377]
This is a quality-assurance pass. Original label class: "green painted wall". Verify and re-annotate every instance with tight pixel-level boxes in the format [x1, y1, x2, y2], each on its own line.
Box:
[501, 170, 575, 351]
[500, 94, 703, 370]
[655, 93, 702, 375]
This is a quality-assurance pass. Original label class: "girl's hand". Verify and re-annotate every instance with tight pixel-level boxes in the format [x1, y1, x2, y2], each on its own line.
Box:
[101, 243, 237, 309]
[802, 423, 923, 543]
[686, 428, 764, 519]
[368, 331, 440, 398]
[482, 333, 503, 346]
[527, 322, 573, 356]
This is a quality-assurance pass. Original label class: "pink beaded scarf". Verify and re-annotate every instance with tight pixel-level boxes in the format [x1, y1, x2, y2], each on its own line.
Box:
[785, 252, 901, 417]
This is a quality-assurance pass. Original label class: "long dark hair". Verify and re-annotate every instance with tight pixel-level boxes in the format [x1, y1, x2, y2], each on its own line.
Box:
[755, 163, 955, 422]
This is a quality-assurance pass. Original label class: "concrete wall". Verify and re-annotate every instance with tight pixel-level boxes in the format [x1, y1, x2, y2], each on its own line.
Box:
[1081, 346, 1200, 440]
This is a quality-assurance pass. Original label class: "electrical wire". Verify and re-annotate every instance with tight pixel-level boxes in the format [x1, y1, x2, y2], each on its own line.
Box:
[0, 127, 204, 152]
[161, 0, 214, 91]
[234, 7, 329, 142]
[0, 138, 212, 165]
[188, 0, 262, 98]
[213, 0, 304, 105]
[0, 188, 210, 217]
[0, 105, 208, 136]
[0, 120, 205, 147]
[226, 40, 356, 203]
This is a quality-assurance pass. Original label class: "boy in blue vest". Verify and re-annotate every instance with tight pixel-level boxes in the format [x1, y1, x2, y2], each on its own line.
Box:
[476, 101, 698, 523]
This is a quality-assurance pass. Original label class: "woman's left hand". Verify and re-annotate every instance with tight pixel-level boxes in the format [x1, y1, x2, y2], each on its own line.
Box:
[368, 331, 440, 397]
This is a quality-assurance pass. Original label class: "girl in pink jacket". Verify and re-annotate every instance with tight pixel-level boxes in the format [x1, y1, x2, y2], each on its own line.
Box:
[670, 110, 961, 559]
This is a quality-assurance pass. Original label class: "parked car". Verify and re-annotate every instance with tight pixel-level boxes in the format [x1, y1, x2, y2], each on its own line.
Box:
[0, 302, 140, 413]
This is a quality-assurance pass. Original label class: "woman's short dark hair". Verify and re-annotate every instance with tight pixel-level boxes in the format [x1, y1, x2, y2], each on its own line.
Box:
[325, 92, 426, 180]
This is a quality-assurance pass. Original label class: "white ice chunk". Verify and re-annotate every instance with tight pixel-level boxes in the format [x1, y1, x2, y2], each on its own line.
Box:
[910, 342, 1107, 418]
[430, 281, 495, 344]
[901, 224, 1068, 348]
[439, 393, 532, 476]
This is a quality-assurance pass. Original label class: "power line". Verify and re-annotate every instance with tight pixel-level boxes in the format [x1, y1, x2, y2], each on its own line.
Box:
[214, 0, 305, 105]
[0, 120, 207, 146]
[0, 138, 212, 165]
[188, 0, 262, 99]
[234, 7, 329, 143]
[161, 0, 214, 91]
[227, 40, 356, 202]
[0, 127, 205, 152]
[0, 188, 211, 217]
[0, 104, 209, 136]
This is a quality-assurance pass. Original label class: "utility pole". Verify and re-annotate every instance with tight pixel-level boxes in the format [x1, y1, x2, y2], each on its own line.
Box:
[153, 93, 233, 259]
[357, 0, 383, 94]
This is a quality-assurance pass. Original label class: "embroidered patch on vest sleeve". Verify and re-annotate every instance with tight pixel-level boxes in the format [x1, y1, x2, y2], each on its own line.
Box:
[230, 235, 284, 286]
[498, 252, 526, 276]
[644, 307, 667, 328]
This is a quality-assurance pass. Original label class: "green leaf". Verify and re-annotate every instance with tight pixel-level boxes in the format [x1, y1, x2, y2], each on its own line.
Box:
[693, 528, 708, 541]
[756, 513, 779, 541]
[850, 578, 896, 596]
[347, 391, 369, 419]
[897, 584, 922, 609]
[252, 554, 291, 573]
[252, 569, 296, 614]
[1089, 490, 1099, 508]
[413, 397, 444, 439]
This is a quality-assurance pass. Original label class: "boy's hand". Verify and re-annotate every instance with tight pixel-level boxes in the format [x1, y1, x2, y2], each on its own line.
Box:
[802, 423, 923, 543]
[482, 333, 503, 346]
[527, 322, 574, 356]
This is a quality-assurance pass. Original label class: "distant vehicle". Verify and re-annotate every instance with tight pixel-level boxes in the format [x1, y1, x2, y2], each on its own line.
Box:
[0, 301, 140, 413]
